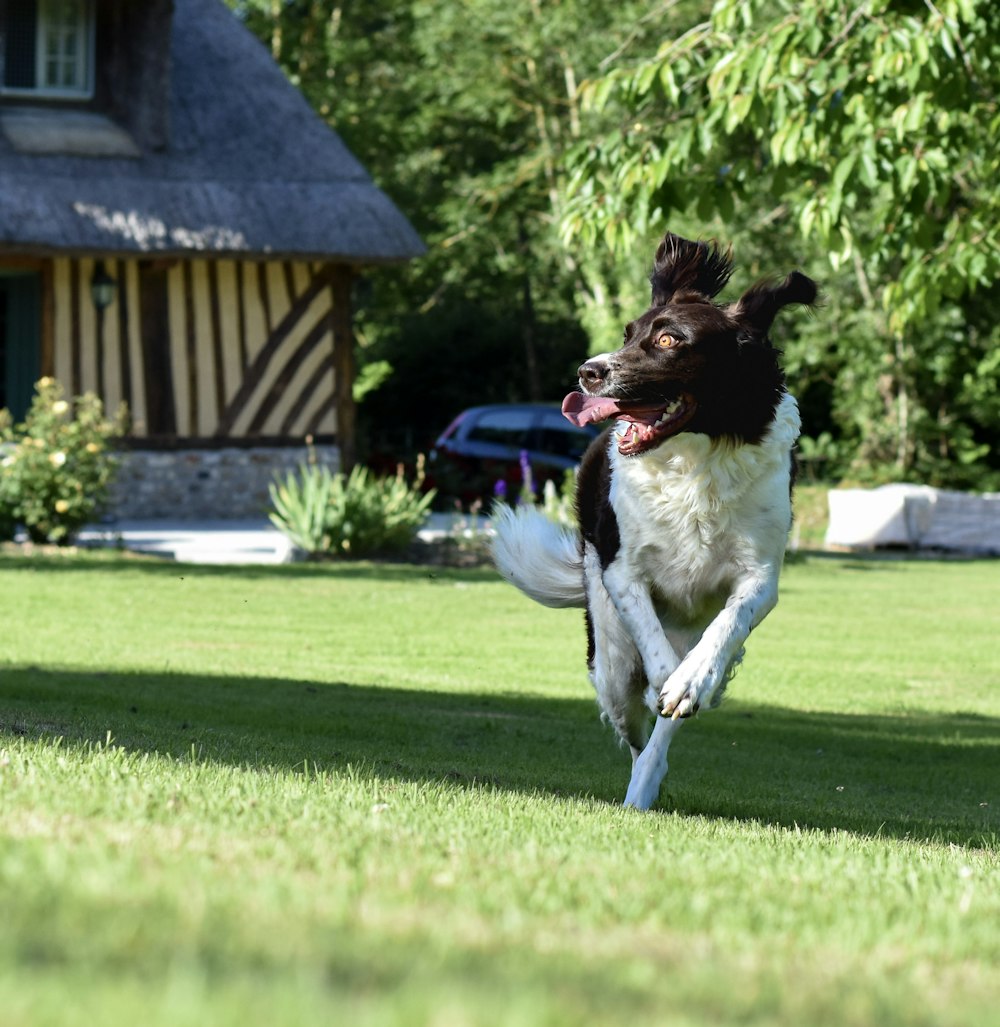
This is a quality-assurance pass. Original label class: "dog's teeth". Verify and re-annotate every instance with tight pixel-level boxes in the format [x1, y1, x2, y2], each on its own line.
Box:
[655, 403, 679, 427]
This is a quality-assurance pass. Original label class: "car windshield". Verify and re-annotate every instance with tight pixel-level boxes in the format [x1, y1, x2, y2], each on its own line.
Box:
[534, 409, 594, 460]
[465, 409, 534, 448]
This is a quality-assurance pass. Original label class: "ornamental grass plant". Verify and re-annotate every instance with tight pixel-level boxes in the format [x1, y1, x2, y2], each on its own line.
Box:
[269, 456, 436, 558]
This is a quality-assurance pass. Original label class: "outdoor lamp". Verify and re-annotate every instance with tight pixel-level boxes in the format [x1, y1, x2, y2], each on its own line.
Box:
[90, 261, 117, 311]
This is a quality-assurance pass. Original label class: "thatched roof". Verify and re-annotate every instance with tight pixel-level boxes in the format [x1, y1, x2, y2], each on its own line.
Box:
[0, 0, 424, 264]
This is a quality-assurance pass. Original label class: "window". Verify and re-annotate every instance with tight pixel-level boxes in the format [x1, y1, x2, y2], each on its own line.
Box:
[1, 0, 94, 98]
[466, 408, 534, 449]
[535, 409, 595, 460]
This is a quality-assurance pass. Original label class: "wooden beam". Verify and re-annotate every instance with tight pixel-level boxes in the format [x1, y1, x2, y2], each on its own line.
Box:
[138, 261, 176, 436]
[329, 265, 356, 472]
[39, 260, 55, 378]
[215, 263, 338, 437]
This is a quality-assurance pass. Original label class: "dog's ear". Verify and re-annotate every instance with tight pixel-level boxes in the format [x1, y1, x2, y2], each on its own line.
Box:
[649, 233, 733, 306]
[727, 271, 818, 337]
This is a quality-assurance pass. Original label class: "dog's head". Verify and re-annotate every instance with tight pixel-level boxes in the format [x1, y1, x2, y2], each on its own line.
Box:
[563, 233, 817, 454]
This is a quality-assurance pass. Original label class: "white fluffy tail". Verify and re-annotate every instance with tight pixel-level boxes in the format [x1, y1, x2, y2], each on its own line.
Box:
[490, 505, 585, 609]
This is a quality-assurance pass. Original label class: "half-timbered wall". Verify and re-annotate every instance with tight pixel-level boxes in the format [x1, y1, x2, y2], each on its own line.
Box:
[48, 255, 344, 441]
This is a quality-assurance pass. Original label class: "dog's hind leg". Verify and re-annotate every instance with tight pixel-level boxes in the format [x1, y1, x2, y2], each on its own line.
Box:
[623, 714, 683, 810]
[584, 547, 652, 757]
[587, 616, 650, 758]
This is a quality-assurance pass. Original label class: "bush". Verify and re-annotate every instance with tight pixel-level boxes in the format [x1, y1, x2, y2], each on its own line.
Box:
[0, 378, 126, 545]
[269, 458, 436, 559]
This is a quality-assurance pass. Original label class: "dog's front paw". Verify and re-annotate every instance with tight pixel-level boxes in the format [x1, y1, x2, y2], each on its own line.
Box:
[659, 690, 697, 720]
[658, 672, 704, 720]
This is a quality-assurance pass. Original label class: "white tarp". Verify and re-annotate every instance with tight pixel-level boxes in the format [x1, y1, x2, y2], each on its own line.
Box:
[825, 484, 1000, 554]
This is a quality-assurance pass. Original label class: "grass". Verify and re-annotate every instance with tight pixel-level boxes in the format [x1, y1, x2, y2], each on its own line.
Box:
[1, 549, 998, 1026]
[789, 481, 831, 549]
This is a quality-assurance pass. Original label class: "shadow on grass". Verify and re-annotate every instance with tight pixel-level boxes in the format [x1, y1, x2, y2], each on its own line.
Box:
[5, 546, 997, 582]
[2, 664, 996, 847]
[787, 547, 998, 569]
[0, 550, 501, 585]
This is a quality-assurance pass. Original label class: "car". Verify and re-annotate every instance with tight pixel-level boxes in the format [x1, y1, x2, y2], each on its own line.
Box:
[430, 403, 601, 503]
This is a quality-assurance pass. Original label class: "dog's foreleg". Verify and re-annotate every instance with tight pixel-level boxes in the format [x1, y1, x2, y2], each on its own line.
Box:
[600, 558, 682, 689]
[591, 553, 685, 808]
[623, 713, 683, 809]
[659, 570, 779, 718]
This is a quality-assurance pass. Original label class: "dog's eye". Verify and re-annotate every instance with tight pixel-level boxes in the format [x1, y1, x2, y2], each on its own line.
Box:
[655, 333, 678, 349]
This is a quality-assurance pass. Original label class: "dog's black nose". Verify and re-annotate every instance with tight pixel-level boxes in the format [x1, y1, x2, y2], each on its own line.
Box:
[579, 358, 608, 387]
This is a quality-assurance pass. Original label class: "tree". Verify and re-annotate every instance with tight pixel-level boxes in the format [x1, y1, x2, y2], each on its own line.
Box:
[228, 0, 675, 462]
[563, 0, 1000, 485]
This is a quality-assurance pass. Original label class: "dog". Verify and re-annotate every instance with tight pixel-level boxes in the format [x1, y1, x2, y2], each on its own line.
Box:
[491, 232, 817, 810]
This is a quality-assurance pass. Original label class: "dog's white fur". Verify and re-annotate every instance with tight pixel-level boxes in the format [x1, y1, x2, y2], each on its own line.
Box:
[492, 391, 800, 810]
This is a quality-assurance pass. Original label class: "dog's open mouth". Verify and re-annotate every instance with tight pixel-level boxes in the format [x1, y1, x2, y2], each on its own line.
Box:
[562, 392, 697, 455]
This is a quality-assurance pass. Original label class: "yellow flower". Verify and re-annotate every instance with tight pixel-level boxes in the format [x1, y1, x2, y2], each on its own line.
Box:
[38, 376, 55, 388]
[52, 400, 69, 416]
[48, 451, 67, 467]
[55, 499, 70, 514]
[85, 442, 100, 454]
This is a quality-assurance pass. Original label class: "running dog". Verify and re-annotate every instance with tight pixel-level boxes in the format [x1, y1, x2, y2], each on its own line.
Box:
[492, 232, 816, 809]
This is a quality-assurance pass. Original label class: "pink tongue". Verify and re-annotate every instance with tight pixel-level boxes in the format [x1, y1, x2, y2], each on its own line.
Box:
[562, 392, 665, 428]
[561, 392, 625, 427]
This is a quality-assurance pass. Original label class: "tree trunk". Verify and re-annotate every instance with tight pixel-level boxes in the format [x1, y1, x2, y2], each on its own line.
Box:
[522, 271, 541, 402]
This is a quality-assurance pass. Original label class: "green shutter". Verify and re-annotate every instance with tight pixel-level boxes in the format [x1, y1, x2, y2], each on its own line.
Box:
[1, 274, 41, 423]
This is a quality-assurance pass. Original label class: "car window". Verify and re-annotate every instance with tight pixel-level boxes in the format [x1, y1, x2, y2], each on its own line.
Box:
[466, 409, 534, 448]
[535, 410, 595, 460]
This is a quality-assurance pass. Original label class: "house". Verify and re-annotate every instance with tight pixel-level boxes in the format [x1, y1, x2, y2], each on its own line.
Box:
[0, 0, 423, 517]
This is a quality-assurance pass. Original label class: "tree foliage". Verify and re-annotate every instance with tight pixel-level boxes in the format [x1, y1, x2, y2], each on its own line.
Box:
[229, 0, 671, 460]
[563, 0, 1000, 485]
[229, 0, 1000, 487]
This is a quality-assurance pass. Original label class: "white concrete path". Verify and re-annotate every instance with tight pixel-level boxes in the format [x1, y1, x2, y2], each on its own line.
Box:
[73, 512, 485, 565]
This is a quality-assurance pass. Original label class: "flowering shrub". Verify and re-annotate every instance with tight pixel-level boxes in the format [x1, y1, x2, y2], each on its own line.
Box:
[0, 378, 126, 545]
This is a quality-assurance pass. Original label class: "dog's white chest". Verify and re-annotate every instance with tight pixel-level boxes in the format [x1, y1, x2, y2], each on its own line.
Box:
[608, 394, 800, 622]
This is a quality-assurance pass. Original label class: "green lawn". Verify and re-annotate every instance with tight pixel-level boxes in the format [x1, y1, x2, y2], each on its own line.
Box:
[1, 550, 998, 1026]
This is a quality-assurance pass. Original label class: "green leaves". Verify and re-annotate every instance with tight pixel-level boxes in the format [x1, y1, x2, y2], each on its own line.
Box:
[566, 0, 1000, 311]
[269, 462, 436, 559]
[561, 0, 1000, 484]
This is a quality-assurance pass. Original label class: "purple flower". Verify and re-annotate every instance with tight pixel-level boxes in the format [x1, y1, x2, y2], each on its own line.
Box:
[493, 479, 508, 499]
[518, 449, 536, 500]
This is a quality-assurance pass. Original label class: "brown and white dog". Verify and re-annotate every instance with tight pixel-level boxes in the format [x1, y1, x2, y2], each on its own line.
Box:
[492, 232, 817, 809]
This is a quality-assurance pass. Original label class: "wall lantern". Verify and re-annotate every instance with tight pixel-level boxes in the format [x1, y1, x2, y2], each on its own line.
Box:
[90, 261, 117, 311]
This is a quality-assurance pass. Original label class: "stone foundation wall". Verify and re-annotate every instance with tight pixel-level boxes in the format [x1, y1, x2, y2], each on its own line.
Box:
[108, 445, 341, 520]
